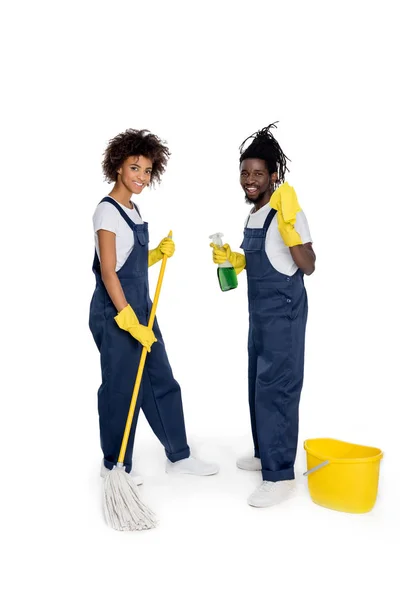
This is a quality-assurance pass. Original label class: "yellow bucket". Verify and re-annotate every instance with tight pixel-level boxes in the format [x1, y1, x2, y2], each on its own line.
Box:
[303, 438, 383, 513]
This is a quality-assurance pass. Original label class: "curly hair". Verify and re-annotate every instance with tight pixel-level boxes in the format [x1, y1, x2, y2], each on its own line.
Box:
[102, 129, 171, 185]
[239, 122, 290, 184]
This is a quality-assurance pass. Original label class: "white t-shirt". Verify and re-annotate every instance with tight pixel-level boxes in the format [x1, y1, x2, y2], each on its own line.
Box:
[245, 204, 312, 276]
[93, 197, 144, 271]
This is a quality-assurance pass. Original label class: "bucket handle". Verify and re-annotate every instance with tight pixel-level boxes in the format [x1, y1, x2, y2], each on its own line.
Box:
[303, 460, 330, 477]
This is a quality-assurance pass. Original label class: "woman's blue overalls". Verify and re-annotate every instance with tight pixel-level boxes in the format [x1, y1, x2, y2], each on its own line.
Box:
[89, 197, 190, 472]
[240, 207, 308, 481]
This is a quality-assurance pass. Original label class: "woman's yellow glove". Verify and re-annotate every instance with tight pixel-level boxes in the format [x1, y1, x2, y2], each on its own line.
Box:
[210, 243, 246, 275]
[270, 182, 303, 247]
[148, 237, 175, 267]
[114, 304, 157, 352]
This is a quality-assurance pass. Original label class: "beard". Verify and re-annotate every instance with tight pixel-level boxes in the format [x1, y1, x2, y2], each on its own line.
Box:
[245, 188, 268, 205]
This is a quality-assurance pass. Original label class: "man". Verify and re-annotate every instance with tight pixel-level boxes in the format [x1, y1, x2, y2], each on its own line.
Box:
[211, 123, 315, 507]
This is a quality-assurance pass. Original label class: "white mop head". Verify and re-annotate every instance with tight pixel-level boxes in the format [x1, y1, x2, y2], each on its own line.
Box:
[103, 464, 158, 531]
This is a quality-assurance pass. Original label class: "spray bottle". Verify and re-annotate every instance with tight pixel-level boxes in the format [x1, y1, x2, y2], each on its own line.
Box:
[209, 232, 238, 292]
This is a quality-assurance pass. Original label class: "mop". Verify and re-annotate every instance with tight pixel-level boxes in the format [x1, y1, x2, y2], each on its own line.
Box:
[103, 231, 173, 531]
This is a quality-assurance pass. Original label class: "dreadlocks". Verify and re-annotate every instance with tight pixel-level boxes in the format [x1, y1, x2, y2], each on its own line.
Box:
[239, 122, 290, 184]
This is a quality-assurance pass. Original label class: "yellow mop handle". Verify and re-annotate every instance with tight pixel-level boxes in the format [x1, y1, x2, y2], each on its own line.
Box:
[117, 231, 172, 465]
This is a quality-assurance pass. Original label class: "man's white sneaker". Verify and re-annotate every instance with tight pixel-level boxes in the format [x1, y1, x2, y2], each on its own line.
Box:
[236, 456, 262, 471]
[247, 480, 295, 508]
[166, 456, 219, 476]
[100, 462, 144, 486]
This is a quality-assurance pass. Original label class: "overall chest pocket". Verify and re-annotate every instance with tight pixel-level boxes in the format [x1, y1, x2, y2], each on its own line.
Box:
[241, 231, 267, 277]
[136, 228, 149, 246]
[240, 232, 265, 252]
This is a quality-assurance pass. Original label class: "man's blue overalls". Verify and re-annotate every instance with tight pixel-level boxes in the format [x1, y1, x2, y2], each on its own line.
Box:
[240, 207, 308, 481]
[89, 197, 190, 472]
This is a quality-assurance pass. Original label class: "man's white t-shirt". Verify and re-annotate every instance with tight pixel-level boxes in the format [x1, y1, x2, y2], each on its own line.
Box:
[245, 204, 312, 276]
[93, 197, 143, 271]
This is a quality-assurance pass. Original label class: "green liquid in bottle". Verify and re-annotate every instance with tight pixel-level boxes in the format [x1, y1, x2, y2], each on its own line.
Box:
[218, 266, 238, 292]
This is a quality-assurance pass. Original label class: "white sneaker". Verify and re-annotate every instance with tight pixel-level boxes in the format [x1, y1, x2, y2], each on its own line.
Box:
[166, 456, 219, 476]
[247, 480, 295, 508]
[100, 462, 144, 486]
[236, 455, 262, 471]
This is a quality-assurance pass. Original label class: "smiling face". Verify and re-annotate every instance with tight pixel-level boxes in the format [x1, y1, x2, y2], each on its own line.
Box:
[117, 155, 153, 195]
[240, 158, 278, 205]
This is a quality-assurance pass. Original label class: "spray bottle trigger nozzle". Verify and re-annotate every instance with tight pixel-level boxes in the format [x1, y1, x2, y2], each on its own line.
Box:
[209, 232, 224, 247]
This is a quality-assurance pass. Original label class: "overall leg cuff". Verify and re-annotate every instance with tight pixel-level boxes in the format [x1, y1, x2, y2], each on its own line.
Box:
[262, 466, 295, 482]
[166, 445, 190, 462]
[103, 458, 132, 473]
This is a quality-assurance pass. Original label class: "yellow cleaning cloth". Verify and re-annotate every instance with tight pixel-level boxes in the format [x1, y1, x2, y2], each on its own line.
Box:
[270, 182, 303, 247]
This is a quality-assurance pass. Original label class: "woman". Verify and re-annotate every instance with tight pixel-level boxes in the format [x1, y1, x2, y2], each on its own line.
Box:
[90, 128, 218, 483]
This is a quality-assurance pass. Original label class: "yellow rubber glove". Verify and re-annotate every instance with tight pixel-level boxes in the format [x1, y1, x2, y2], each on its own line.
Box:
[270, 182, 303, 247]
[148, 237, 175, 267]
[210, 243, 246, 275]
[114, 304, 157, 352]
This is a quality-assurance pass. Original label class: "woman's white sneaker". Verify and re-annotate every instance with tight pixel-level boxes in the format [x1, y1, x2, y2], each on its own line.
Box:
[236, 456, 262, 471]
[166, 456, 219, 476]
[247, 480, 295, 508]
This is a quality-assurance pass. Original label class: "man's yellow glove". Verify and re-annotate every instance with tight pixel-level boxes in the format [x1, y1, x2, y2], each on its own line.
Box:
[148, 237, 175, 267]
[114, 304, 157, 352]
[210, 243, 246, 275]
[270, 182, 303, 247]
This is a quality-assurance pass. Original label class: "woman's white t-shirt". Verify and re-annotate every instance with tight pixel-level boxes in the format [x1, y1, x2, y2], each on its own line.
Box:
[245, 203, 312, 276]
[93, 197, 143, 271]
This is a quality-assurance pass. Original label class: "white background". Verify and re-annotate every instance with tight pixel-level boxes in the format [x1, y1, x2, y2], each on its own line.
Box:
[1, 1, 399, 598]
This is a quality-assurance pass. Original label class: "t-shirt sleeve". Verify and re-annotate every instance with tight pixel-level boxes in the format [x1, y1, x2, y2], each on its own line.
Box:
[294, 210, 312, 244]
[93, 202, 119, 235]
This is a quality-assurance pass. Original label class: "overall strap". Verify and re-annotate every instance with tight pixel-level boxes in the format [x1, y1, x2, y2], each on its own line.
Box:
[263, 207, 277, 231]
[244, 207, 277, 230]
[132, 203, 142, 218]
[99, 197, 137, 232]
